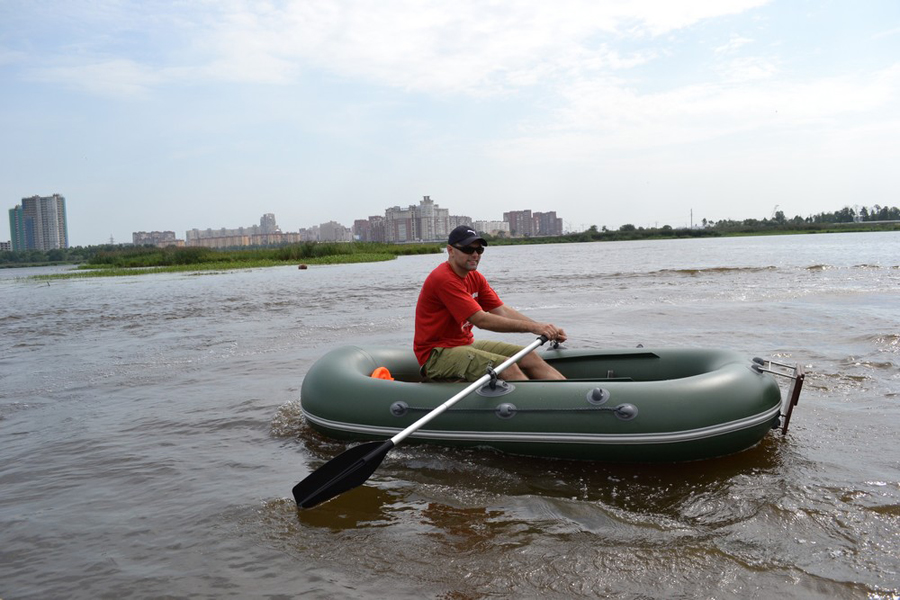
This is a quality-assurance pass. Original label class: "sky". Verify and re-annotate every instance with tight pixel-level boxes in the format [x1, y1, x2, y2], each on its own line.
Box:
[1, 0, 899, 246]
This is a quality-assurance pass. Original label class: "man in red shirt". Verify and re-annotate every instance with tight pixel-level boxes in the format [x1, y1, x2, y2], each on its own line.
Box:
[414, 225, 567, 381]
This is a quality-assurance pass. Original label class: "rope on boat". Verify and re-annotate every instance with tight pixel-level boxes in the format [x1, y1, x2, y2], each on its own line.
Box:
[390, 401, 639, 421]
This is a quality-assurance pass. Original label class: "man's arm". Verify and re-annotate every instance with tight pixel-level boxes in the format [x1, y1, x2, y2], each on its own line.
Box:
[467, 305, 567, 342]
[491, 304, 533, 323]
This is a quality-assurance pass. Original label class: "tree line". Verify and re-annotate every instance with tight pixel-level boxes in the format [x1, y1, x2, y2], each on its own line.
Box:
[486, 204, 900, 245]
[710, 204, 900, 229]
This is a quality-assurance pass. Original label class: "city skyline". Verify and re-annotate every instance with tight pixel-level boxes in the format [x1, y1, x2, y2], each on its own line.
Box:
[133, 196, 563, 248]
[2, 2, 898, 246]
[3, 189, 563, 247]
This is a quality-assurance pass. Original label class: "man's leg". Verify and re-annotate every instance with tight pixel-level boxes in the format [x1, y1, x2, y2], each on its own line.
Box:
[472, 340, 565, 381]
[425, 341, 566, 382]
[425, 342, 526, 381]
[518, 352, 566, 380]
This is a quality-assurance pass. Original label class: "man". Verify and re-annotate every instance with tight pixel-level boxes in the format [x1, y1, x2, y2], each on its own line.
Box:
[414, 225, 567, 381]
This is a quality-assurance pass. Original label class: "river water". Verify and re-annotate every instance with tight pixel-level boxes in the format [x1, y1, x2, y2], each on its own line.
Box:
[1, 232, 898, 599]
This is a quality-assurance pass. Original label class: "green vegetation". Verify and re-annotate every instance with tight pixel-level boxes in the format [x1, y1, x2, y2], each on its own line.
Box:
[79, 242, 431, 269]
[0, 245, 98, 268]
[17, 242, 441, 279]
[3, 204, 898, 278]
[485, 205, 900, 245]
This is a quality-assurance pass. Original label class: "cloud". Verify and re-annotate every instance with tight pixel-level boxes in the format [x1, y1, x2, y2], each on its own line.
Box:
[17, 0, 774, 97]
[202, 0, 773, 95]
[28, 59, 167, 97]
[872, 26, 900, 40]
[720, 56, 779, 82]
[714, 35, 755, 54]
[487, 63, 900, 161]
[615, 0, 771, 36]
[0, 47, 28, 66]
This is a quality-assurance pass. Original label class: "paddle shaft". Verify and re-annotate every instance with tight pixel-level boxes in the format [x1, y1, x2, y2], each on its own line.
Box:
[391, 335, 548, 446]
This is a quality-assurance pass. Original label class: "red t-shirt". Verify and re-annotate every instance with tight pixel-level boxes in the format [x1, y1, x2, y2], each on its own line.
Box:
[414, 261, 503, 365]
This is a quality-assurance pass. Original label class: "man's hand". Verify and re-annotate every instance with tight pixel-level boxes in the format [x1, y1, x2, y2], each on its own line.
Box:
[532, 323, 567, 343]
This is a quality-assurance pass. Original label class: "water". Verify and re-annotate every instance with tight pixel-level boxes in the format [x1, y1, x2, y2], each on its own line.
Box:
[1, 232, 898, 599]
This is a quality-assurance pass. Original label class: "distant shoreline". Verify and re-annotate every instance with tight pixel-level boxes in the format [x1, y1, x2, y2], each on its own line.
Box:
[6, 223, 899, 277]
[486, 220, 900, 247]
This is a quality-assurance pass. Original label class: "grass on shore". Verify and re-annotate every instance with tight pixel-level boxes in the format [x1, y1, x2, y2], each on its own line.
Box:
[31, 243, 437, 280]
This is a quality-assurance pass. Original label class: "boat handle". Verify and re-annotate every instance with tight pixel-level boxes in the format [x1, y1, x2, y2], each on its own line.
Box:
[751, 357, 805, 435]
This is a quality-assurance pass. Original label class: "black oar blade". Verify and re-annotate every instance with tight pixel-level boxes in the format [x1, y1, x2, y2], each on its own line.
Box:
[292, 440, 395, 509]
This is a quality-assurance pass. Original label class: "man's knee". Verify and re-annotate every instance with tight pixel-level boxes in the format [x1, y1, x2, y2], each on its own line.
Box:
[518, 353, 546, 369]
[502, 363, 527, 381]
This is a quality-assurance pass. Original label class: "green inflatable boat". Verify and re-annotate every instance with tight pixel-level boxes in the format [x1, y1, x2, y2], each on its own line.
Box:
[300, 344, 804, 462]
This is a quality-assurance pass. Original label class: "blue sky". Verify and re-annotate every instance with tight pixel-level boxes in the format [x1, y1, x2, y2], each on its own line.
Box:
[2, 0, 898, 246]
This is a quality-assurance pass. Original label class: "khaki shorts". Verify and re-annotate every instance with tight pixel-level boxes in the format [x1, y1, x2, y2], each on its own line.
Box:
[423, 340, 525, 382]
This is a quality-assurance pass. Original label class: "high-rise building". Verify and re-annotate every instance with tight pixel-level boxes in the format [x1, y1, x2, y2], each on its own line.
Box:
[448, 214, 473, 231]
[534, 211, 563, 236]
[502, 209, 563, 237]
[260, 213, 279, 233]
[384, 196, 454, 243]
[319, 221, 352, 242]
[9, 194, 68, 251]
[384, 204, 416, 242]
[354, 216, 385, 242]
[415, 196, 449, 242]
[503, 210, 534, 237]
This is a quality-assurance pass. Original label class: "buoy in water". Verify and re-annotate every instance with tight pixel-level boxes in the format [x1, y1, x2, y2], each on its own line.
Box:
[298, 264, 308, 270]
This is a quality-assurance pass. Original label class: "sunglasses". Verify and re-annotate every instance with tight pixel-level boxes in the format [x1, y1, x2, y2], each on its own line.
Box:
[453, 244, 485, 255]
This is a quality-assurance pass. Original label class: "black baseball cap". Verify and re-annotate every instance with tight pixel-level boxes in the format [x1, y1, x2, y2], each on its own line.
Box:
[448, 225, 487, 247]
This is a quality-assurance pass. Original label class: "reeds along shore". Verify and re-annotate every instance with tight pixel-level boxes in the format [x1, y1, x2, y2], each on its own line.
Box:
[88, 241, 442, 267]
[27, 242, 444, 278]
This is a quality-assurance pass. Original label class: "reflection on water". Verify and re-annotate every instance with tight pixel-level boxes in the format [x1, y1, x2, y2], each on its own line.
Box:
[294, 486, 403, 531]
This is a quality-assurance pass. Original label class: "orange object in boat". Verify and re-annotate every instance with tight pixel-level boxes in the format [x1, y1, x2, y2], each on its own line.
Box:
[371, 367, 394, 380]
